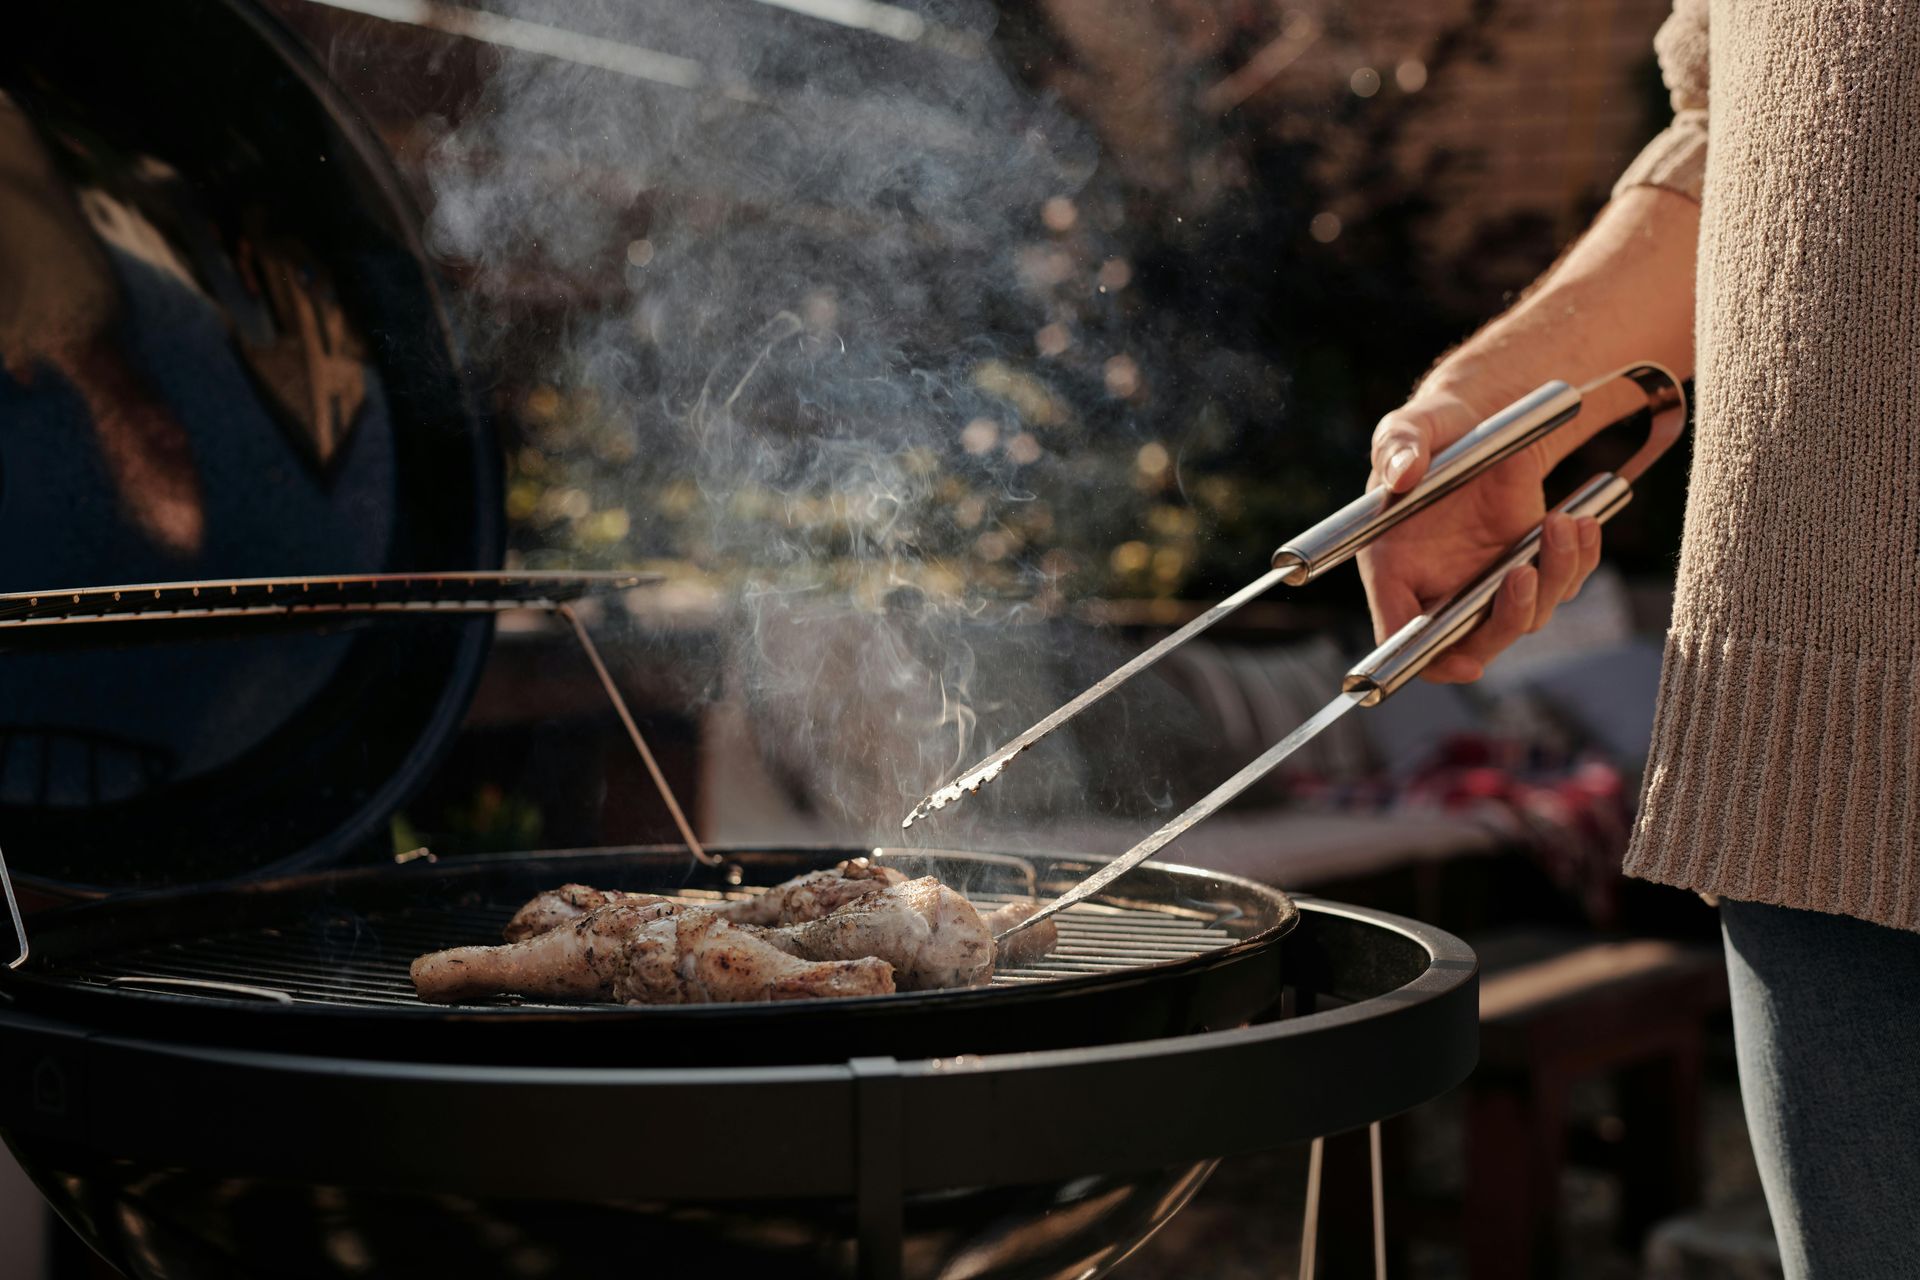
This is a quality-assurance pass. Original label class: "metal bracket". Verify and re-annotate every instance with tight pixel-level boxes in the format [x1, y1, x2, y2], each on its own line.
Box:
[0, 569, 713, 969]
[1, 843, 25, 971]
[555, 603, 716, 866]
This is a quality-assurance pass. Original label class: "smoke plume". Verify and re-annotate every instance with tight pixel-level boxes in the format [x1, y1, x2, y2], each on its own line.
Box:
[422, 0, 1209, 844]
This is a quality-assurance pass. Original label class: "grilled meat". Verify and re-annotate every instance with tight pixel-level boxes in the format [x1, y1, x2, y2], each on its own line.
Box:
[503, 884, 673, 942]
[985, 902, 1059, 967]
[768, 876, 994, 991]
[499, 859, 907, 943]
[412, 897, 679, 1002]
[616, 910, 894, 1004]
[412, 899, 895, 1004]
[720, 857, 907, 926]
[416, 873, 992, 1001]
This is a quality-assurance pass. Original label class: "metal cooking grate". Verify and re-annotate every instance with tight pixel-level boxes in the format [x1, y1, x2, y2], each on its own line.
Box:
[53, 891, 1242, 1009]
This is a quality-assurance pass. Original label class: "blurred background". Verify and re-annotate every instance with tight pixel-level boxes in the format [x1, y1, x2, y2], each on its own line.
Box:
[2, 0, 1777, 1275]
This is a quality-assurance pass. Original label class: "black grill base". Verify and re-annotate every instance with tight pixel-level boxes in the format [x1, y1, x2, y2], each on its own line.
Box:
[10, 1144, 1216, 1280]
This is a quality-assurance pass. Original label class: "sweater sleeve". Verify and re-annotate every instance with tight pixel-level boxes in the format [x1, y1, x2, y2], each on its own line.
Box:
[1612, 0, 1709, 202]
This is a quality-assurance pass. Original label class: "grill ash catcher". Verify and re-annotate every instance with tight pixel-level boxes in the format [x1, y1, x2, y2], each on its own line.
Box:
[911, 365, 1688, 940]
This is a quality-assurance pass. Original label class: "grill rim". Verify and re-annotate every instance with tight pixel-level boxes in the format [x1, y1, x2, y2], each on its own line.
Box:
[0, 898, 1478, 1203]
[56, 888, 1253, 1009]
[0, 845, 1297, 1065]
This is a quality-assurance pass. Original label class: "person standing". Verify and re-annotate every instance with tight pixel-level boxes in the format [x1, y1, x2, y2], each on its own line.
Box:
[1355, 1, 1920, 1274]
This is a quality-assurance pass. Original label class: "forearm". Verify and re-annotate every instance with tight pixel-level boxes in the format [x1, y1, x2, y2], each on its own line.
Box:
[1422, 184, 1700, 446]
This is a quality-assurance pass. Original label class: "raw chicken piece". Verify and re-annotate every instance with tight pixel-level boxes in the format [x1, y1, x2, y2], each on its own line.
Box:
[503, 884, 673, 942]
[717, 857, 907, 926]
[769, 876, 994, 990]
[412, 900, 895, 1004]
[984, 902, 1059, 967]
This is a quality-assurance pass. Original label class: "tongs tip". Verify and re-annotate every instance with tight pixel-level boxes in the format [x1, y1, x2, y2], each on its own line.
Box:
[901, 754, 1014, 828]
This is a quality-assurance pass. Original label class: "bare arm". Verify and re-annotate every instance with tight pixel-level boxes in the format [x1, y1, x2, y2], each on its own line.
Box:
[1358, 184, 1700, 681]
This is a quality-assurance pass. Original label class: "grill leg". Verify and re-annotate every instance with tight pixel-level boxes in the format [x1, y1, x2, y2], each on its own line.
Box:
[851, 1057, 904, 1280]
[1370, 1121, 1386, 1280]
[1298, 1136, 1324, 1279]
[1317, 1126, 1402, 1279]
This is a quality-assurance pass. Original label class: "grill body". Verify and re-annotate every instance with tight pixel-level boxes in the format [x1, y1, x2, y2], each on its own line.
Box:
[0, 890, 1478, 1280]
[2, 846, 1297, 1066]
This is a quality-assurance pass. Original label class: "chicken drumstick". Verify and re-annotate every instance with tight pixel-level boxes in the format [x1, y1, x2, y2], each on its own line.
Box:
[499, 858, 906, 942]
[414, 875, 995, 1002]
[411, 899, 894, 1004]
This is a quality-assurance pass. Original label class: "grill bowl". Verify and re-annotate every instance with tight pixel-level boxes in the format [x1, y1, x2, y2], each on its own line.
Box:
[0, 894, 1476, 1280]
[3, 846, 1296, 1067]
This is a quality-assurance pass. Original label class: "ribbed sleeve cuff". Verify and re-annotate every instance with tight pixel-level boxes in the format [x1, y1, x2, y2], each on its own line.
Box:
[1611, 110, 1708, 203]
[1625, 627, 1920, 932]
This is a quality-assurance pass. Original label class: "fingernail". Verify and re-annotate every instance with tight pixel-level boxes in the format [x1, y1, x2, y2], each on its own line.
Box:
[1578, 517, 1601, 547]
[1384, 446, 1417, 486]
[1514, 568, 1538, 604]
[1547, 516, 1575, 552]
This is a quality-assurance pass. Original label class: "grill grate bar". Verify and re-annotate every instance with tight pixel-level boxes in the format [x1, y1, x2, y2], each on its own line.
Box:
[128, 952, 421, 994]
[54, 887, 1248, 1010]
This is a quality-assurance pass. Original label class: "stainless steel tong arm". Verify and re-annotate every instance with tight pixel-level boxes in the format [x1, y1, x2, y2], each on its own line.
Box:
[909, 362, 1686, 831]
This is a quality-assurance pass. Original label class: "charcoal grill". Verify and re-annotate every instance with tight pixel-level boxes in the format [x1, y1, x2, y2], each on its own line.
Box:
[0, 853, 1475, 1280]
[0, 3, 1478, 1278]
[2, 847, 1304, 1067]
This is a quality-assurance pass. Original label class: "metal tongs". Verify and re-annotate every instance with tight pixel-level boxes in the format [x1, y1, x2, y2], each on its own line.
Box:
[905, 364, 1688, 939]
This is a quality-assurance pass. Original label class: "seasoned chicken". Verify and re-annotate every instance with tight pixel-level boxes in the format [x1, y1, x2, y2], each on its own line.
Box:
[502, 884, 674, 942]
[719, 857, 907, 926]
[420, 867, 1003, 1004]
[499, 859, 907, 942]
[985, 902, 1060, 967]
[616, 910, 894, 1005]
[412, 900, 895, 1004]
[413, 897, 679, 1002]
[768, 876, 995, 990]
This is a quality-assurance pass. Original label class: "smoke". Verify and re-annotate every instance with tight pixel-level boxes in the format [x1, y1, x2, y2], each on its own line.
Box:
[421, 0, 1209, 842]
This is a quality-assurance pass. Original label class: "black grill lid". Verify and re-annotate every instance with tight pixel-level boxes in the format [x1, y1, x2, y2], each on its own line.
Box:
[0, 0, 503, 894]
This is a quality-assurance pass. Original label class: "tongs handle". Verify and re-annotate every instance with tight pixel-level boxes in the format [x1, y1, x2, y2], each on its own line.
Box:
[1341, 472, 1633, 705]
[1271, 381, 1584, 586]
[1340, 361, 1689, 703]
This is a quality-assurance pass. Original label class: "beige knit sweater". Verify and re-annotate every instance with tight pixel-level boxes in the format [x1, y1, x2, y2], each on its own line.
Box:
[1613, 0, 1920, 929]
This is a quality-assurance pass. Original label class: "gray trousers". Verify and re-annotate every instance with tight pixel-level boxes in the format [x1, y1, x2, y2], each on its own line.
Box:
[1721, 899, 1920, 1280]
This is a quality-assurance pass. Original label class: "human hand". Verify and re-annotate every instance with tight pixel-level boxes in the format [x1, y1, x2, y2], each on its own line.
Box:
[1356, 388, 1602, 683]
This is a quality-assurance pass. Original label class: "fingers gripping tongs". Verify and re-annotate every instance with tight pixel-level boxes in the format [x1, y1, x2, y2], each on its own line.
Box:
[905, 363, 1689, 939]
